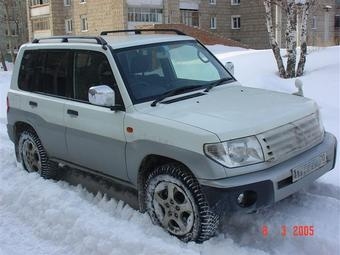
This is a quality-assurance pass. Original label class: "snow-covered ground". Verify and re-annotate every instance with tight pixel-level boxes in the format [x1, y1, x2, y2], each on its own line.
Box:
[0, 46, 339, 255]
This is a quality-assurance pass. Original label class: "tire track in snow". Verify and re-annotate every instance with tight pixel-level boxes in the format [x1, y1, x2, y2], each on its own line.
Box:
[0, 123, 266, 255]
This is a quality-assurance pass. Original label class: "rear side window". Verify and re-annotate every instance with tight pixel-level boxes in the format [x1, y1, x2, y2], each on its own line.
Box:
[18, 50, 73, 97]
[18, 49, 123, 106]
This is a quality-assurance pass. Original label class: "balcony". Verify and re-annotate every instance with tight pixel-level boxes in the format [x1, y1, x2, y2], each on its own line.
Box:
[31, 5, 50, 17]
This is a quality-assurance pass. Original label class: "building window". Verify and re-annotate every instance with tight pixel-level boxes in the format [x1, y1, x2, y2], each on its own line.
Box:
[32, 18, 50, 31]
[180, 9, 199, 27]
[64, 0, 71, 6]
[335, 15, 340, 28]
[209, 0, 216, 5]
[231, 0, 240, 5]
[231, 16, 241, 29]
[80, 16, 88, 31]
[312, 16, 317, 29]
[31, 0, 49, 6]
[210, 16, 216, 29]
[128, 8, 163, 23]
[65, 19, 73, 33]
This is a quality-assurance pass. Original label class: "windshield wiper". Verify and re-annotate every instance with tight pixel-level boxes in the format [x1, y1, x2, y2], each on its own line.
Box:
[151, 85, 204, 107]
[204, 77, 234, 92]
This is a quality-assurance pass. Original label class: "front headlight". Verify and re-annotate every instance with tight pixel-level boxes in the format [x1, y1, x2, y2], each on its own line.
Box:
[204, 136, 264, 168]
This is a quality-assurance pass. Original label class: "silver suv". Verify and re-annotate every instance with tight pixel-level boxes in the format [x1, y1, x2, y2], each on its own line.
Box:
[7, 30, 337, 242]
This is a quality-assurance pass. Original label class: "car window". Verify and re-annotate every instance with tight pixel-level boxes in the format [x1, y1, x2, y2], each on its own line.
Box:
[168, 44, 220, 81]
[18, 50, 73, 97]
[115, 41, 232, 104]
[74, 51, 119, 103]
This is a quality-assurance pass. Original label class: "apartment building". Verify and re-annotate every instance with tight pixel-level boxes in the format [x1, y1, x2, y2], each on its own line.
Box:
[26, 0, 339, 49]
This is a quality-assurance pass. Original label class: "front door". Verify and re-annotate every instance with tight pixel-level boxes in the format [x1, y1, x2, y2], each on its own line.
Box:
[64, 50, 127, 180]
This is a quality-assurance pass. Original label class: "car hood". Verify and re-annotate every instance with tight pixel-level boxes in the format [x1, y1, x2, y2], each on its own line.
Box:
[134, 84, 318, 141]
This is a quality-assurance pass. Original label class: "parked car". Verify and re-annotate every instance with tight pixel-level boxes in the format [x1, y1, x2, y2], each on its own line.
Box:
[7, 30, 337, 242]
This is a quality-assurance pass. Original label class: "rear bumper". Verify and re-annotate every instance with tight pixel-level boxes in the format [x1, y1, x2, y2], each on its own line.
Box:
[199, 132, 337, 213]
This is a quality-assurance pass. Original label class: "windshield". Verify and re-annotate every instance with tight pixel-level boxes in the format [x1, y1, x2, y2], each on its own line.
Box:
[114, 40, 234, 104]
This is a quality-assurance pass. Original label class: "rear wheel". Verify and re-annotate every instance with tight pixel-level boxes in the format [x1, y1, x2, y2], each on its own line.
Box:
[18, 130, 57, 179]
[144, 163, 219, 242]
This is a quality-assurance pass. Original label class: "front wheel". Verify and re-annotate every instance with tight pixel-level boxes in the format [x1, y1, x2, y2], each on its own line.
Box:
[144, 163, 219, 242]
[18, 130, 56, 179]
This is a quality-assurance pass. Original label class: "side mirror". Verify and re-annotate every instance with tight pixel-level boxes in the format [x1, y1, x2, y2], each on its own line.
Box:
[225, 61, 234, 76]
[88, 85, 115, 107]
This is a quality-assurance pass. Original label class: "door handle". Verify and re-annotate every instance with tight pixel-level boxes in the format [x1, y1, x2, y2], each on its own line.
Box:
[67, 109, 78, 117]
[29, 101, 38, 107]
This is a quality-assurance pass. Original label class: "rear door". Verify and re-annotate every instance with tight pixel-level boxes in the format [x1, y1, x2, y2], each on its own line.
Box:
[64, 50, 127, 180]
[17, 50, 73, 160]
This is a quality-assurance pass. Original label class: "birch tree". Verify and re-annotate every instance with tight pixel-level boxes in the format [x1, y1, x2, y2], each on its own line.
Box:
[296, 1, 313, 76]
[285, 0, 297, 78]
[264, 0, 316, 78]
[264, 0, 286, 77]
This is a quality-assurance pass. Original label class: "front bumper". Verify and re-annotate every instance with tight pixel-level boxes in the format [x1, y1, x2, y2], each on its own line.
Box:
[199, 132, 337, 214]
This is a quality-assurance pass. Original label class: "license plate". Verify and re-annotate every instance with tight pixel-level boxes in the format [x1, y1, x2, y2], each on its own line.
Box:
[291, 152, 327, 182]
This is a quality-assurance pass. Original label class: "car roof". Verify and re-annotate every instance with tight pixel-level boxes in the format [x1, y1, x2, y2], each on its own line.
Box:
[102, 34, 196, 49]
[23, 33, 196, 51]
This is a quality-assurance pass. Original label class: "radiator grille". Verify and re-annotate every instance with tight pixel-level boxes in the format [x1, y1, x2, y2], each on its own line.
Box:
[257, 113, 324, 162]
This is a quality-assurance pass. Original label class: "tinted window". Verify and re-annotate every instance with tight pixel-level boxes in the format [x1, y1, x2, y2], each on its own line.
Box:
[18, 50, 73, 97]
[74, 51, 118, 102]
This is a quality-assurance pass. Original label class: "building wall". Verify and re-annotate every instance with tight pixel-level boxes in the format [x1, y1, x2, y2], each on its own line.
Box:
[27, 0, 126, 40]
[26, 0, 338, 49]
[307, 0, 336, 46]
[335, 0, 340, 44]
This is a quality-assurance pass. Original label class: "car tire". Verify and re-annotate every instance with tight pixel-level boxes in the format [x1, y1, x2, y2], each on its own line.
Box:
[18, 130, 57, 179]
[144, 163, 219, 242]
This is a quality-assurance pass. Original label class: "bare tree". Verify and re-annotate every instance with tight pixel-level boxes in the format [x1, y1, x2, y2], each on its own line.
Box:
[264, 0, 286, 77]
[264, 0, 316, 78]
[0, 49, 8, 71]
[296, 1, 314, 77]
[285, 0, 297, 78]
[0, 0, 28, 65]
[0, 0, 15, 63]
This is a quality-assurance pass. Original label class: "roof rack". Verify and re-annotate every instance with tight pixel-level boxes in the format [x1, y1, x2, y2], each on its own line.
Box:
[100, 29, 186, 36]
[31, 36, 108, 50]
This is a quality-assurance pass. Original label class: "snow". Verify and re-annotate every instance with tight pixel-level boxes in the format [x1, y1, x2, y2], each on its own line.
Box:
[0, 46, 339, 254]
